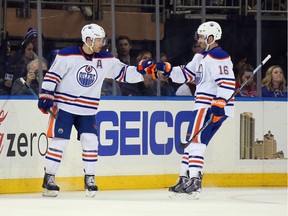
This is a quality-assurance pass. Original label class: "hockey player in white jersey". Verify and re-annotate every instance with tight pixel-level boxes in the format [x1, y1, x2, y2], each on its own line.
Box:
[38, 23, 155, 197]
[156, 21, 236, 199]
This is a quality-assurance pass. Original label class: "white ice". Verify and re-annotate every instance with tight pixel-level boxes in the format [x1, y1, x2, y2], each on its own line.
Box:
[0, 188, 287, 216]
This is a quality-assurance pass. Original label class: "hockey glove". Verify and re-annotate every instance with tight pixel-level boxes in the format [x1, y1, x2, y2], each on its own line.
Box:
[211, 97, 226, 123]
[137, 60, 156, 78]
[38, 89, 54, 114]
[156, 62, 172, 78]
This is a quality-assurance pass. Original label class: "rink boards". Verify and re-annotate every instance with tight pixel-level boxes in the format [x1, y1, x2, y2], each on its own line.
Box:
[0, 96, 287, 193]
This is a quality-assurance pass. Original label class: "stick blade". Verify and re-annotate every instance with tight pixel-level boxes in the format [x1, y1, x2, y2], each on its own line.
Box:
[262, 54, 271, 65]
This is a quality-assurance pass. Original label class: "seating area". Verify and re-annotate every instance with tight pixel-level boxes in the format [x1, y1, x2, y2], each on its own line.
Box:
[2, 0, 286, 40]
[0, 0, 287, 75]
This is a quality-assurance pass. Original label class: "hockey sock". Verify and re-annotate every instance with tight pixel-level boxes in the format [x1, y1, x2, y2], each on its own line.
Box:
[80, 133, 99, 175]
[179, 152, 189, 177]
[45, 137, 69, 175]
[186, 143, 206, 178]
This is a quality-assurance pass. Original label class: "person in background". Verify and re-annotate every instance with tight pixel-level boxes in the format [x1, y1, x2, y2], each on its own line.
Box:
[116, 35, 137, 66]
[21, 28, 38, 54]
[20, 27, 51, 63]
[120, 50, 155, 96]
[116, 35, 141, 96]
[137, 51, 157, 96]
[3, 40, 37, 94]
[262, 65, 287, 98]
[175, 80, 196, 96]
[154, 53, 177, 96]
[235, 64, 257, 97]
[11, 58, 47, 95]
[101, 78, 122, 96]
[0, 40, 14, 95]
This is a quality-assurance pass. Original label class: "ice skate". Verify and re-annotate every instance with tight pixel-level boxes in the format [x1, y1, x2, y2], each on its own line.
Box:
[84, 175, 98, 197]
[182, 172, 203, 200]
[42, 173, 59, 197]
[168, 176, 189, 198]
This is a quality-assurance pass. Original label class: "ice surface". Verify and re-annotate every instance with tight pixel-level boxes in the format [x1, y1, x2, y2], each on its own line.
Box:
[0, 188, 287, 216]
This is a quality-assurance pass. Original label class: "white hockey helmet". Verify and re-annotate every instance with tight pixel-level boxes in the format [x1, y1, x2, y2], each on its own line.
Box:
[197, 21, 222, 41]
[81, 24, 106, 50]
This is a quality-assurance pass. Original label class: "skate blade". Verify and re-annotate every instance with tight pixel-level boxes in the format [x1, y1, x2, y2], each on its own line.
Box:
[168, 192, 187, 199]
[168, 191, 200, 200]
[185, 191, 200, 200]
[42, 189, 58, 197]
[85, 190, 96, 198]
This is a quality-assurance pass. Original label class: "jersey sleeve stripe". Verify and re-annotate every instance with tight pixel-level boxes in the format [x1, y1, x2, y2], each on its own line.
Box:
[115, 66, 128, 82]
[196, 92, 215, 97]
[219, 85, 235, 91]
[43, 72, 62, 84]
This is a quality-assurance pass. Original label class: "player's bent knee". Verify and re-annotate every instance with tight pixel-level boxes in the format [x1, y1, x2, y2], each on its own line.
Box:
[80, 133, 99, 149]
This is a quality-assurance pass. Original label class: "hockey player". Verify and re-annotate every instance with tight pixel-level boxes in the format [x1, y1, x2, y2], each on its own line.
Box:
[38, 23, 155, 197]
[156, 21, 235, 199]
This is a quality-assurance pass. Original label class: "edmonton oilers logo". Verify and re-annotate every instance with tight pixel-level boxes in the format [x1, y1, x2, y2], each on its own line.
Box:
[195, 64, 203, 84]
[76, 65, 97, 87]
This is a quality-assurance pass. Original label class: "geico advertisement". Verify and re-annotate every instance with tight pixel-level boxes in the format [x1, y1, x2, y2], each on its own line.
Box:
[97, 110, 193, 156]
[0, 99, 192, 178]
[0, 101, 194, 159]
[0, 99, 286, 178]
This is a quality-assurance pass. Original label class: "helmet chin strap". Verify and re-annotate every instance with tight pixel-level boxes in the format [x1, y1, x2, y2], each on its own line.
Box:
[204, 36, 215, 51]
[84, 41, 95, 53]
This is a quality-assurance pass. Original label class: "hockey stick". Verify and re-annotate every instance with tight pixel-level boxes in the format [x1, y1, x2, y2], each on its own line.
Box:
[180, 54, 272, 149]
[20, 78, 57, 119]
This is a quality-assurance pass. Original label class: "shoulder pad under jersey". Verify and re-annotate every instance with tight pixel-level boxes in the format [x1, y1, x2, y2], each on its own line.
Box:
[94, 51, 114, 58]
[208, 46, 230, 59]
[58, 46, 81, 55]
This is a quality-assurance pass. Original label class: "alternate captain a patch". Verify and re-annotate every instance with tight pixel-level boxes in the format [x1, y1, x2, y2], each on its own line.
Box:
[77, 65, 98, 87]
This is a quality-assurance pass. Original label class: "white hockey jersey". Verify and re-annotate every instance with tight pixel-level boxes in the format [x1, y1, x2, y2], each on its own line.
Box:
[170, 46, 236, 116]
[42, 46, 143, 115]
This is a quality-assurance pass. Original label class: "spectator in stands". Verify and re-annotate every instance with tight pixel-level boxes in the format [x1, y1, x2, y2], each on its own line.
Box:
[119, 50, 156, 96]
[22, 28, 38, 53]
[137, 51, 157, 96]
[235, 63, 257, 97]
[21, 27, 50, 62]
[155, 74, 176, 96]
[176, 81, 196, 96]
[116, 35, 137, 66]
[11, 58, 47, 95]
[152, 53, 176, 96]
[0, 39, 15, 95]
[116, 35, 140, 96]
[262, 65, 287, 98]
[235, 57, 247, 76]
[19, 41, 38, 66]
[101, 78, 122, 96]
[2, 40, 37, 94]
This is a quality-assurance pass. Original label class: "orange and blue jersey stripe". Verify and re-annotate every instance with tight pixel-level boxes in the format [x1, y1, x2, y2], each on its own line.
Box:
[54, 92, 100, 111]
[43, 71, 62, 85]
